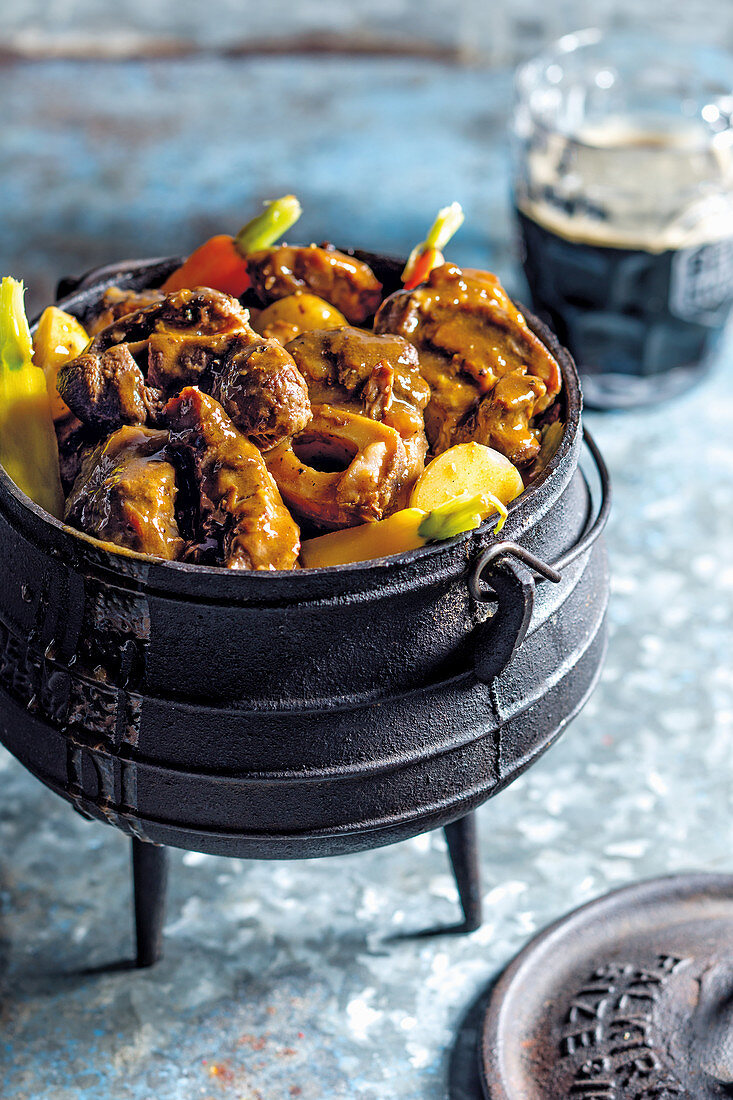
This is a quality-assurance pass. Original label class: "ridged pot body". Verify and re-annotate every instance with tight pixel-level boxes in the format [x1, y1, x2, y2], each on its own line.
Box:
[0, 256, 609, 857]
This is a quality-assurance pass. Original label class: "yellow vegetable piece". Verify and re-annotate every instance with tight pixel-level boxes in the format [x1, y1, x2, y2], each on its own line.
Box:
[301, 507, 428, 568]
[254, 292, 347, 342]
[299, 491, 507, 569]
[33, 306, 89, 421]
[0, 278, 64, 518]
[410, 441, 524, 517]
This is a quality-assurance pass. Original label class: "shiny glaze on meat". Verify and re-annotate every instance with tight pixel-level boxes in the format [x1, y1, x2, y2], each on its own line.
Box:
[286, 327, 429, 411]
[247, 245, 383, 324]
[58, 288, 253, 429]
[147, 329, 311, 448]
[374, 264, 561, 465]
[56, 415, 92, 494]
[285, 327, 430, 495]
[146, 331, 238, 393]
[452, 372, 550, 466]
[58, 288, 311, 451]
[165, 387, 299, 571]
[55, 259, 563, 567]
[64, 425, 183, 559]
[265, 403, 408, 528]
[88, 287, 251, 352]
[213, 338, 311, 450]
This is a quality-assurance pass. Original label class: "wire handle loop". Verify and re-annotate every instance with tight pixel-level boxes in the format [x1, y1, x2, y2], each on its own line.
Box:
[469, 428, 610, 602]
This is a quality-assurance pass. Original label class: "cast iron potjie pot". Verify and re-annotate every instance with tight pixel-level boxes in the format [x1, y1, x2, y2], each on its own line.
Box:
[0, 254, 609, 859]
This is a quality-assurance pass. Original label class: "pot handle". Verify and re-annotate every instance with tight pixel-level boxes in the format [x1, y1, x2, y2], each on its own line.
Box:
[469, 427, 611, 685]
[469, 546, 560, 684]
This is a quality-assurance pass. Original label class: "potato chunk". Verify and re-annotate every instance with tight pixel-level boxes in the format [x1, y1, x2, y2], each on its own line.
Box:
[409, 441, 524, 516]
[254, 292, 347, 344]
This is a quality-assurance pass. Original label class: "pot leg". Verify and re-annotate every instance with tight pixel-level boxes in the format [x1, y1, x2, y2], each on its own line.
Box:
[131, 838, 169, 967]
[444, 813, 482, 932]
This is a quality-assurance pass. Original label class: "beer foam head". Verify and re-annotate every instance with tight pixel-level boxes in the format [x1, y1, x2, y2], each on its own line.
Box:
[517, 118, 733, 252]
[513, 29, 733, 252]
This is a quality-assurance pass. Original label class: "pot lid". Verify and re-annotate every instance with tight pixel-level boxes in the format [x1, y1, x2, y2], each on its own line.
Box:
[478, 872, 733, 1099]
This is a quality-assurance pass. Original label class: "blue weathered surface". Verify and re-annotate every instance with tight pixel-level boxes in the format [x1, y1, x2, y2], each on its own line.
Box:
[5, 0, 733, 62]
[0, 56, 521, 319]
[1, 31, 732, 1100]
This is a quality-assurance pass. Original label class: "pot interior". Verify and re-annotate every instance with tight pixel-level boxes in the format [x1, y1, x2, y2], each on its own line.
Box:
[5, 251, 582, 577]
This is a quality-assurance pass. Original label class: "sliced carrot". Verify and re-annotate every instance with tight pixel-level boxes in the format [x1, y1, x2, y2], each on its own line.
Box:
[161, 235, 249, 295]
[401, 202, 465, 290]
[403, 247, 443, 291]
[161, 196, 303, 297]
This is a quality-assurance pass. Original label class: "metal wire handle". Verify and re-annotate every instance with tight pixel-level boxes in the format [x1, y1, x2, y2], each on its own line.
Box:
[469, 428, 611, 602]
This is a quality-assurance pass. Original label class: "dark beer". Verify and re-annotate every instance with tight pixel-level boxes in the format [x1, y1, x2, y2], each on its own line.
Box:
[516, 205, 733, 408]
[513, 29, 733, 407]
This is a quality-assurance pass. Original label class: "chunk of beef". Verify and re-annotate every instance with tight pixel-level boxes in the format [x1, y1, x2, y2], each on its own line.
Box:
[285, 327, 430, 492]
[374, 264, 562, 464]
[88, 287, 252, 353]
[146, 332, 237, 393]
[247, 245, 383, 324]
[286, 327, 429, 409]
[57, 344, 160, 427]
[64, 425, 183, 560]
[212, 338, 311, 450]
[87, 287, 166, 336]
[55, 416, 101, 494]
[265, 404, 409, 529]
[148, 330, 310, 448]
[452, 373, 548, 467]
[361, 361, 395, 422]
[165, 387, 299, 570]
[57, 289, 256, 432]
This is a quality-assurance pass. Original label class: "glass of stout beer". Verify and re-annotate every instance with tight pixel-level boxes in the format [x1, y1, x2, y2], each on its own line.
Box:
[512, 28, 733, 408]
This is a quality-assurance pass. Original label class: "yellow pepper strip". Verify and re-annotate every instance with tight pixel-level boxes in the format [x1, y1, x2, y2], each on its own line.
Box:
[33, 306, 90, 422]
[300, 490, 507, 569]
[0, 278, 64, 518]
[301, 508, 429, 568]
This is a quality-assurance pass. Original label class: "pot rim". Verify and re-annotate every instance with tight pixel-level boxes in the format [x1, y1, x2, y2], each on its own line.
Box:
[0, 254, 582, 580]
